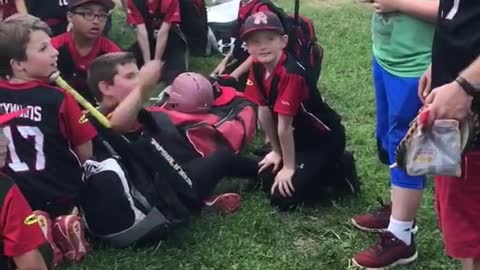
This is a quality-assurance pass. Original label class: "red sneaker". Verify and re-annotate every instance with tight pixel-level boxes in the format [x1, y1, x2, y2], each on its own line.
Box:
[33, 210, 63, 267]
[351, 232, 418, 269]
[203, 193, 241, 214]
[52, 215, 90, 263]
[351, 199, 418, 233]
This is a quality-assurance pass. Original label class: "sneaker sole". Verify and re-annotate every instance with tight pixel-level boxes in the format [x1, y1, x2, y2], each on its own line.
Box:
[351, 251, 418, 270]
[351, 219, 419, 234]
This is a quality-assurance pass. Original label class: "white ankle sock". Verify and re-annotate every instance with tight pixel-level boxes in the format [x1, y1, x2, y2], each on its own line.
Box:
[387, 216, 413, 245]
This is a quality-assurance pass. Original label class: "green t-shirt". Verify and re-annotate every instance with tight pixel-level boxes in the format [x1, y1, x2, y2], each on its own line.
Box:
[372, 11, 435, 78]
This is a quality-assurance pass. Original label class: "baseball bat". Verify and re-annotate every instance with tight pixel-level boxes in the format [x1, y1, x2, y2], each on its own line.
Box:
[49, 71, 112, 128]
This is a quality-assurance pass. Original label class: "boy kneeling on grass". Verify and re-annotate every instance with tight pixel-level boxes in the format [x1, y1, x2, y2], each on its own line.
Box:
[241, 11, 355, 210]
[0, 110, 52, 270]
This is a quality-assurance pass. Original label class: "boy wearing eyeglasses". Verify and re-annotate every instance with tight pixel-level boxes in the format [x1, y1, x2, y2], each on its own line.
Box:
[51, 0, 121, 104]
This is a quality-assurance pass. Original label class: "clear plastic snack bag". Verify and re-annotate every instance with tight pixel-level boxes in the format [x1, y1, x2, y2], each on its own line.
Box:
[402, 119, 463, 177]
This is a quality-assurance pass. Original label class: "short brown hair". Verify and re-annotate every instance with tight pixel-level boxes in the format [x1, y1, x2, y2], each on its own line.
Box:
[0, 14, 51, 78]
[87, 52, 137, 101]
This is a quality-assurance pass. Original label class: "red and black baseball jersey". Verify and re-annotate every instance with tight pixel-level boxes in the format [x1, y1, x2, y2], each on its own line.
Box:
[245, 52, 342, 150]
[127, 0, 181, 44]
[0, 173, 46, 270]
[0, 0, 17, 20]
[51, 32, 122, 104]
[432, 0, 480, 89]
[0, 80, 97, 212]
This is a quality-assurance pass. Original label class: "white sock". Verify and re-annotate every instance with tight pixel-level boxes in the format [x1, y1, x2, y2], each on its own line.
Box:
[387, 216, 413, 245]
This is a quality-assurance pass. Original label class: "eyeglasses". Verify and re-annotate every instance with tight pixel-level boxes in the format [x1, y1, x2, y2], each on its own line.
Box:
[72, 11, 109, 22]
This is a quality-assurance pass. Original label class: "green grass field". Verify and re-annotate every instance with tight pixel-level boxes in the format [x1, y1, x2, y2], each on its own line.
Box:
[62, 1, 458, 269]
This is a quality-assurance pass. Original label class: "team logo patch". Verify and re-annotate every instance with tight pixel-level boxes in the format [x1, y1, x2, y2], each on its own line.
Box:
[253, 12, 268, 25]
[24, 214, 38, 226]
[79, 114, 89, 124]
[246, 79, 254, 86]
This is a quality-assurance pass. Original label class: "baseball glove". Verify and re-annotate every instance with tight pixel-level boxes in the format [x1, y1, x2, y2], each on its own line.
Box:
[393, 109, 479, 177]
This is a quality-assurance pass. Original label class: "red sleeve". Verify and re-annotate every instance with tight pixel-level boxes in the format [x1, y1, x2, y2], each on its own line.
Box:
[50, 33, 66, 49]
[273, 74, 308, 116]
[1, 185, 46, 257]
[162, 0, 181, 24]
[102, 38, 122, 53]
[59, 93, 97, 147]
[244, 68, 267, 106]
[126, 0, 145, 25]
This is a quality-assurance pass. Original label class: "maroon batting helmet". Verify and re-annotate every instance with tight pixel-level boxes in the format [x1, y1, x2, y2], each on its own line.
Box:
[164, 73, 214, 113]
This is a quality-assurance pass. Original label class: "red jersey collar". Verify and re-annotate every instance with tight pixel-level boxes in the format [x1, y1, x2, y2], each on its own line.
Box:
[66, 31, 103, 70]
[0, 79, 49, 90]
[253, 51, 287, 78]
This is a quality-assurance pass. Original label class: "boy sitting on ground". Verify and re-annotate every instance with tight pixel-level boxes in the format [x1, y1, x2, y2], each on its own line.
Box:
[241, 11, 355, 210]
[0, 109, 51, 270]
[0, 14, 97, 265]
[52, 0, 121, 104]
[87, 52, 258, 210]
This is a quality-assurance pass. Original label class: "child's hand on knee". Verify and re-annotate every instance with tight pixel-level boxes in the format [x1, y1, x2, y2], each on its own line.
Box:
[271, 167, 295, 197]
[258, 151, 282, 174]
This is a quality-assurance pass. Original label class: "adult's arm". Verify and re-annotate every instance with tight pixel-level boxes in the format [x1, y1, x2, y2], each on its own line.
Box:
[459, 56, 480, 88]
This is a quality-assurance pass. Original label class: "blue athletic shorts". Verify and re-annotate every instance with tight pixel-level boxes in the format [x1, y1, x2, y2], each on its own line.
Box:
[373, 57, 426, 190]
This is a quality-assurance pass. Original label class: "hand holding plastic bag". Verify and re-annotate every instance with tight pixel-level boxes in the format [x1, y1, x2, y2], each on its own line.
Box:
[394, 110, 472, 177]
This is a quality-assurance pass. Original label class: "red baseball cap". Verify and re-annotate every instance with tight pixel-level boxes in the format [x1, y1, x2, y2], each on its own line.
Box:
[0, 109, 27, 126]
[68, 0, 115, 11]
[240, 11, 285, 39]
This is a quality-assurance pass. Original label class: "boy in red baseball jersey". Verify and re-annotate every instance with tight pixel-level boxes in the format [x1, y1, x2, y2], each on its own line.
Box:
[0, 14, 97, 264]
[51, 0, 121, 104]
[242, 11, 348, 210]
